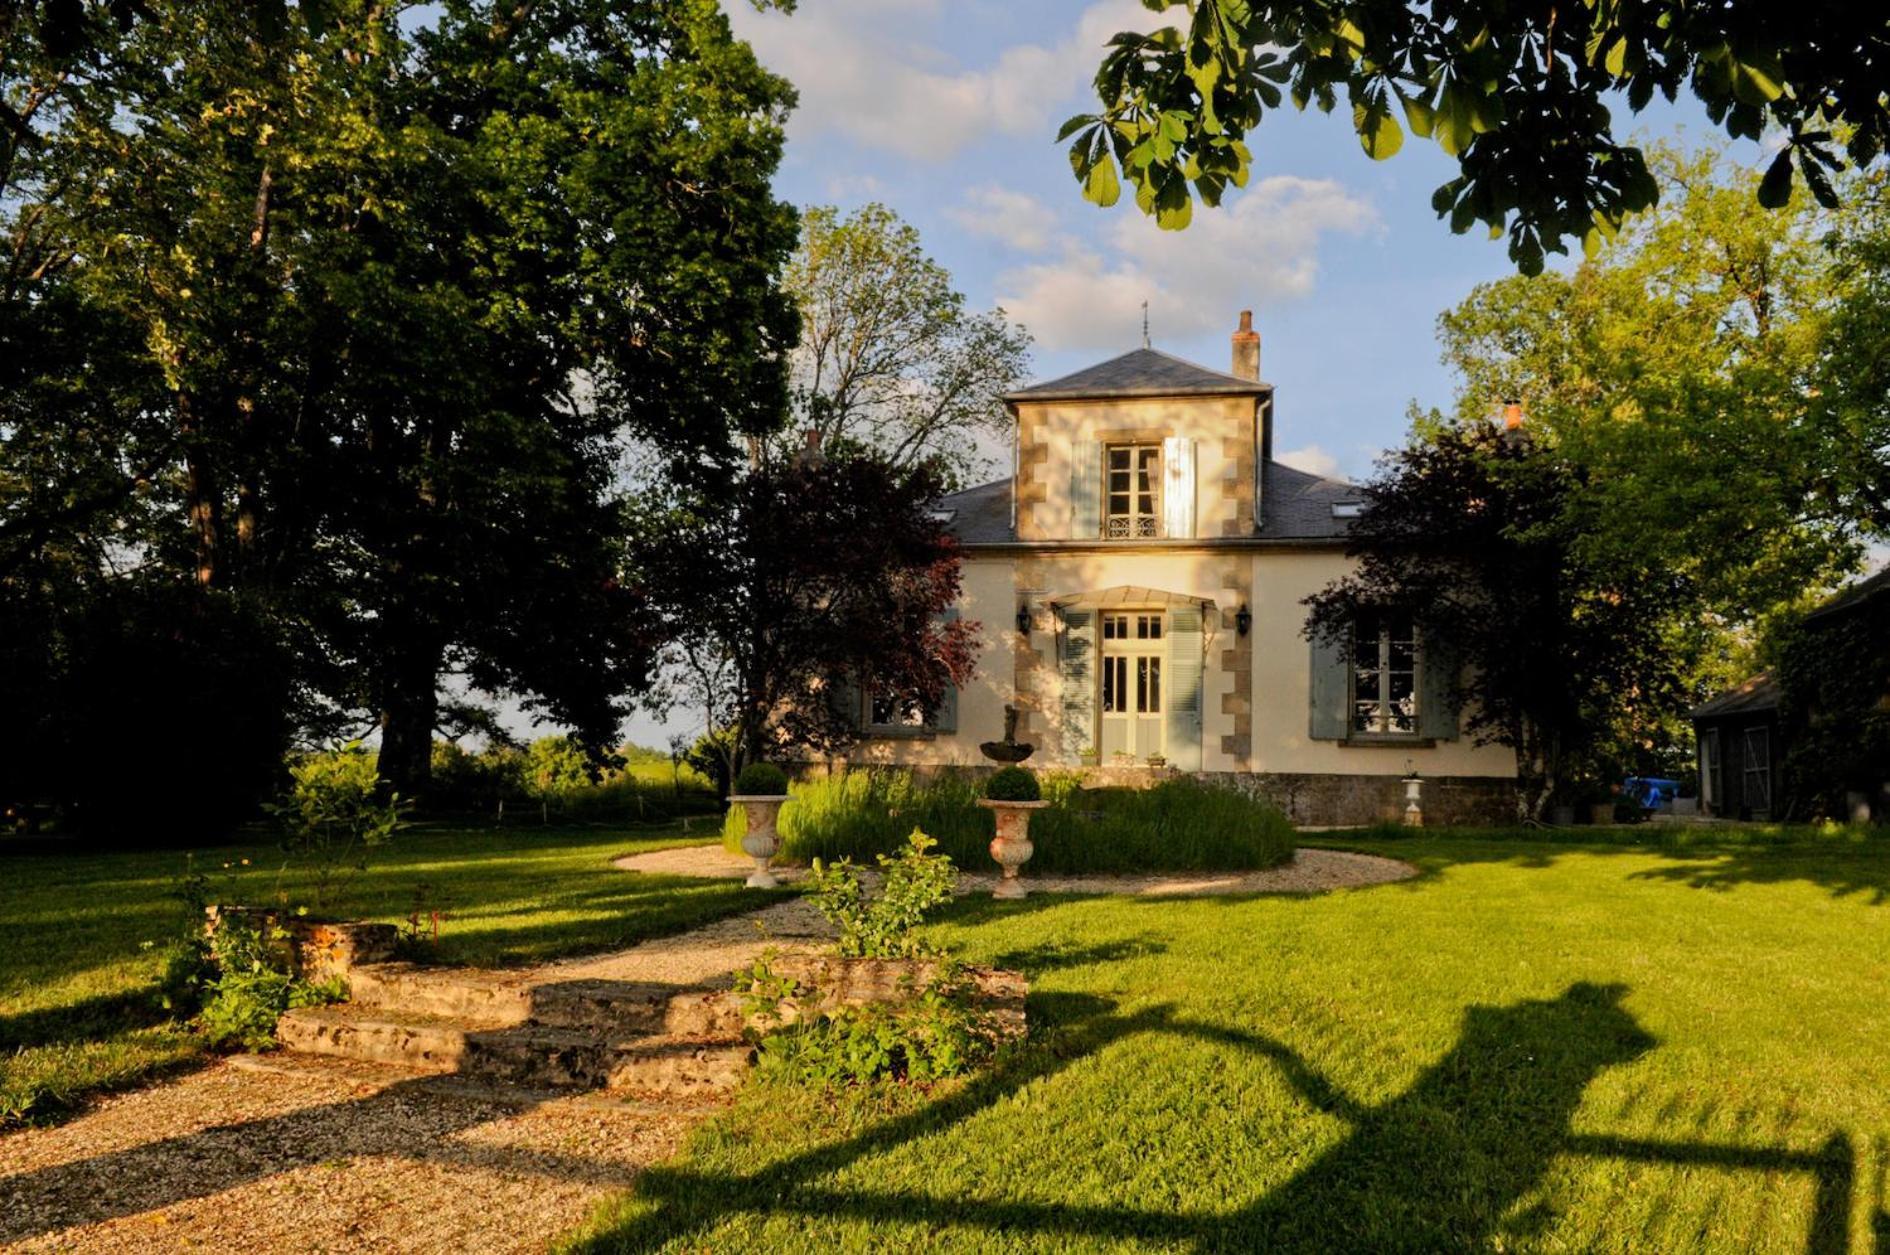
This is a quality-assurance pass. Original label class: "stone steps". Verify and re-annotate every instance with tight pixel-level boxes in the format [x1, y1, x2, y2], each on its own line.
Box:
[277, 962, 756, 1097]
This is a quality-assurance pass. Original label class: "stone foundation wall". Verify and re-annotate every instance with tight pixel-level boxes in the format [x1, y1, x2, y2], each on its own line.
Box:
[1200, 771, 1515, 827]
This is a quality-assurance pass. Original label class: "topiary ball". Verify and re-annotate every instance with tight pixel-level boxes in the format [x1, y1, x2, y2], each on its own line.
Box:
[733, 762, 789, 796]
[984, 765, 1041, 802]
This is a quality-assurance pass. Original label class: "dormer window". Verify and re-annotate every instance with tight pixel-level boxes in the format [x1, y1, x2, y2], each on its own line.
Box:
[1105, 444, 1162, 539]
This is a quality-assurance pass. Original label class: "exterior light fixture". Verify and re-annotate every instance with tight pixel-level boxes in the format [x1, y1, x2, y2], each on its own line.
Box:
[1235, 603, 1252, 637]
[1016, 602, 1032, 635]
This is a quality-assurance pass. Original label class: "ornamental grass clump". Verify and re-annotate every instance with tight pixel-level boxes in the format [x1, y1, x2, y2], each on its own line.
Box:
[729, 768, 1292, 872]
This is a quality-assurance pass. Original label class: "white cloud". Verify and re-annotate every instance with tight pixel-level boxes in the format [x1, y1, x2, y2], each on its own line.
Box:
[995, 176, 1380, 351]
[729, 0, 1158, 160]
[948, 185, 1060, 253]
[1276, 444, 1344, 479]
[824, 172, 886, 200]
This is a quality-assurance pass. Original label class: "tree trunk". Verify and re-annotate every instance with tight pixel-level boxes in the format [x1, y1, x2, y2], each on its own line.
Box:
[378, 642, 440, 804]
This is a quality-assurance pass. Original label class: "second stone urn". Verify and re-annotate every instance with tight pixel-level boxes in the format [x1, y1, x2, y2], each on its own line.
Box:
[729, 794, 790, 888]
[975, 799, 1049, 899]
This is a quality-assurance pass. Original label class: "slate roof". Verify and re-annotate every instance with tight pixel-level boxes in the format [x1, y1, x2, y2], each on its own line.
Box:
[932, 461, 1360, 547]
[1803, 564, 1890, 623]
[1689, 672, 1781, 720]
[1004, 347, 1271, 401]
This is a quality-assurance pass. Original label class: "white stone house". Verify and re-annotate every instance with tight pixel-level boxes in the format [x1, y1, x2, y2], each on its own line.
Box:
[835, 312, 1517, 825]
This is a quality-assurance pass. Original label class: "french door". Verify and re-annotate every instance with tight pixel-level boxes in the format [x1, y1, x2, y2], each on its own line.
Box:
[1099, 612, 1164, 758]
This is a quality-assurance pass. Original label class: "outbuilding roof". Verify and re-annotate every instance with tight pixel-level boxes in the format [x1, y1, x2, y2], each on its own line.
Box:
[1003, 347, 1271, 401]
[1689, 672, 1781, 720]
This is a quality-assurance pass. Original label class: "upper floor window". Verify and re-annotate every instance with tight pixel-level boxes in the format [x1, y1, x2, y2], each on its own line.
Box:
[1105, 444, 1161, 539]
[1352, 610, 1419, 735]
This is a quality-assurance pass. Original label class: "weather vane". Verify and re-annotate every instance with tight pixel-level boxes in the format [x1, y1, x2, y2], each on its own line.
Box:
[1141, 299, 1150, 348]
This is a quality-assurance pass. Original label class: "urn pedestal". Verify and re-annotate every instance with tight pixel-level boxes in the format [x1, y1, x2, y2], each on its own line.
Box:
[729, 794, 790, 888]
[976, 799, 1049, 899]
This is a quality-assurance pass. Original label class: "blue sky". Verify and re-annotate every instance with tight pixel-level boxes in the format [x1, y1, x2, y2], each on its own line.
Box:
[727, 0, 1725, 485]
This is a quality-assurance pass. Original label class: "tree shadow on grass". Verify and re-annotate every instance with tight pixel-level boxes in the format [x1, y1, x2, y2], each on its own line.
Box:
[0, 987, 173, 1054]
[1309, 829, 1890, 907]
[572, 982, 1672, 1252]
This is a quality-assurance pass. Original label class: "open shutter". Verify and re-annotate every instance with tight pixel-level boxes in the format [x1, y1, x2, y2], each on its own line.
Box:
[1070, 439, 1101, 539]
[932, 609, 960, 733]
[1058, 608, 1097, 759]
[1308, 625, 1350, 740]
[829, 672, 864, 731]
[1165, 603, 1204, 769]
[1162, 436, 1196, 539]
[1417, 630, 1461, 741]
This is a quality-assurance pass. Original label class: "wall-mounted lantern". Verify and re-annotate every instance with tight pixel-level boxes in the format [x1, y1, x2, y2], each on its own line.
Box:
[1235, 603, 1252, 637]
[1016, 602, 1032, 635]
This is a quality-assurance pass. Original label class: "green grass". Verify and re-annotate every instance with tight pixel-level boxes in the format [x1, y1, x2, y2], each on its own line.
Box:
[569, 825, 1890, 1252]
[0, 819, 775, 1127]
[725, 771, 1294, 873]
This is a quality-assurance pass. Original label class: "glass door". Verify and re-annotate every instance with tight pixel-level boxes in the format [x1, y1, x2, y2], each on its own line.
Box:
[1099, 612, 1164, 758]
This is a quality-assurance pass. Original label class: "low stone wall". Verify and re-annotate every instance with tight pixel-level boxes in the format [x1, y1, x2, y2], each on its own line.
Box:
[1201, 771, 1515, 827]
[204, 906, 399, 982]
[764, 953, 1028, 1042]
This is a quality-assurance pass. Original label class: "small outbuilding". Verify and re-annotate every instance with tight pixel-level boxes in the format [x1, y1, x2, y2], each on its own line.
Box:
[1689, 566, 1890, 822]
[1689, 673, 1782, 821]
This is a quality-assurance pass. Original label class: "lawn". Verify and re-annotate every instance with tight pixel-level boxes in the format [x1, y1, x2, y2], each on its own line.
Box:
[0, 819, 774, 1126]
[569, 826, 1890, 1252]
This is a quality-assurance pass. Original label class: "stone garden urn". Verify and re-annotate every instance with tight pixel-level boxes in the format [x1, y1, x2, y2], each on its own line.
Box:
[729, 794, 789, 888]
[976, 799, 1049, 899]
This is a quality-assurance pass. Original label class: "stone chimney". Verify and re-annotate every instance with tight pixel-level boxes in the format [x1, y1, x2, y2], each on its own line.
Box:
[1231, 309, 1261, 381]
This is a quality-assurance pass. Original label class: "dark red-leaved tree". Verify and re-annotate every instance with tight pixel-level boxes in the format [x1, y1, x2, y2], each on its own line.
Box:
[1304, 423, 1686, 820]
[635, 450, 978, 788]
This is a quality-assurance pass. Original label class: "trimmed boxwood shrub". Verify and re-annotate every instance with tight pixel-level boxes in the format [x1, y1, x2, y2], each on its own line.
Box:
[734, 761, 790, 796]
[983, 766, 1041, 802]
[724, 768, 1292, 873]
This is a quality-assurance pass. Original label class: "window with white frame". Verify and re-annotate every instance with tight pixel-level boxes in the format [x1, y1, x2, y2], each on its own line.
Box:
[1352, 610, 1420, 735]
[1104, 444, 1161, 538]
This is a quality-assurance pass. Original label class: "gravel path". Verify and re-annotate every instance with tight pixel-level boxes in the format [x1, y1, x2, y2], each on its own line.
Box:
[617, 842, 1418, 896]
[0, 1053, 700, 1254]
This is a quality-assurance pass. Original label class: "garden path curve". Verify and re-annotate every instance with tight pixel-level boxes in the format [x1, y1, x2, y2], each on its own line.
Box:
[616, 842, 1418, 896]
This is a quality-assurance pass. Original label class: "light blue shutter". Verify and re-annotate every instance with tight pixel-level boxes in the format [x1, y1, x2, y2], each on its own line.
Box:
[1162, 436, 1195, 538]
[933, 609, 960, 733]
[1059, 608, 1097, 759]
[1070, 439, 1101, 539]
[1165, 604, 1204, 769]
[1308, 624, 1350, 740]
[1418, 630, 1460, 741]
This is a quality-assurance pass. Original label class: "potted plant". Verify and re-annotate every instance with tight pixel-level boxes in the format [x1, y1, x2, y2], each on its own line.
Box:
[1078, 747, 1100, 768]
[1146, 752, 1167, 770]
[730, 762, 791, 888]
[976, 766, 1049, 899]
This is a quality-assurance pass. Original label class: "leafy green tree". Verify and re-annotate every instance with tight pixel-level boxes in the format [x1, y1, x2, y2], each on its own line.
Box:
[1305, 424, 1687, 820]
[1429, 145, 1862, 625]
[2, 0, 803, 810]
[1068, 0, 1890, 270]
[781, 204, 1030, 488]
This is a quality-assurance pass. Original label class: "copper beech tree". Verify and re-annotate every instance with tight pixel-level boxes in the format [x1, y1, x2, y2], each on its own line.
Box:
[1304, 423, 1686, 821]
[636, 451, 979, 789]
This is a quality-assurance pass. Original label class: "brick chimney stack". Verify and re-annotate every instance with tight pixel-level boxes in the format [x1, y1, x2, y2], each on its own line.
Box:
[1231, 309, 1261, 381]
